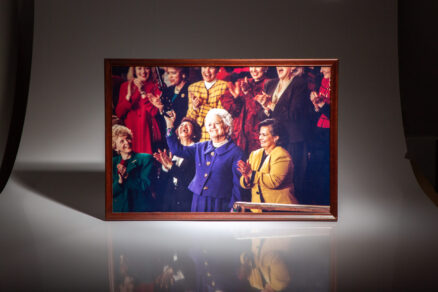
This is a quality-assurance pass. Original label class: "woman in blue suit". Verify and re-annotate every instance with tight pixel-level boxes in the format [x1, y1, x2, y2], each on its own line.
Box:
[165, 108, 245, 212]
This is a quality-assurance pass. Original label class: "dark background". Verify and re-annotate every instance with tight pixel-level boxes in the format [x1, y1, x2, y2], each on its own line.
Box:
[399, 0, 438, 190]
[399, 0, 438, 137]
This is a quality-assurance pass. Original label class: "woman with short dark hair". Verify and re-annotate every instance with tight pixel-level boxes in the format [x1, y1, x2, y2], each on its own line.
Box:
[150, 67, 190, 129]
[154, 117, 201, 211]
[237, 119, 297, 212]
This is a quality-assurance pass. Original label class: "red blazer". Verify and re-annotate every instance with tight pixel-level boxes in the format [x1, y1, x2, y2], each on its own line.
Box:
[220, 78, 268, 155]
[115, 80, 161, 154]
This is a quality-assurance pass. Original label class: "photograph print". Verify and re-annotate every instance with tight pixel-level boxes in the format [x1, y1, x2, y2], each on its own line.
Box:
[105, 59, 338, 220]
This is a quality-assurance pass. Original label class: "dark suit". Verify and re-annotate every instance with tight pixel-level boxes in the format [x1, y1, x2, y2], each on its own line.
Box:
[160, 155, 195, 212]
[162, 82, 189, 128]
[154, 82, 190, 151]
[260, 75, 313, 199]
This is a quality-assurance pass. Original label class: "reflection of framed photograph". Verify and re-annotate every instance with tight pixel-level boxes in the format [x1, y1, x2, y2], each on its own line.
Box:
[107, 227, 334, 291]
[105, 59, 338, 220]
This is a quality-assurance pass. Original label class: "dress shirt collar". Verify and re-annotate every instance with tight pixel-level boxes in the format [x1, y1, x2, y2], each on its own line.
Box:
[212, 139, 229, 148]
[203, 140, 233, 155]
[272, 77, 294, 105]
[204, 80, 217, 90]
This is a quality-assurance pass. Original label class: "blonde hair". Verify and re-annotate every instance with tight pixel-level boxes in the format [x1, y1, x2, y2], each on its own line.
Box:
[112, 125, 133, 150]
[126, 66, 157, 82]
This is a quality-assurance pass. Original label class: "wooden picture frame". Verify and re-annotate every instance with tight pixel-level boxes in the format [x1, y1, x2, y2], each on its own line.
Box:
[105, 59, 338, 220]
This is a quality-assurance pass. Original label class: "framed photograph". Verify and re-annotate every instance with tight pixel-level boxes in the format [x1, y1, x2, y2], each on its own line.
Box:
[105, 59, 338, 220]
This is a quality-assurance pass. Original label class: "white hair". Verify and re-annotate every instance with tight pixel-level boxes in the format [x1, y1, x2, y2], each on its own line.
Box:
[205, 108, 233, 138]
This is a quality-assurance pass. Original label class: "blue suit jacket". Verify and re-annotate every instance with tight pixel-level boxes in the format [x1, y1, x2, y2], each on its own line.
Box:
[167, 133, 244, 209]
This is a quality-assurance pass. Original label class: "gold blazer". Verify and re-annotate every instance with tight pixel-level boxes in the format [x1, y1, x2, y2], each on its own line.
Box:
[240, 146, 297, 212]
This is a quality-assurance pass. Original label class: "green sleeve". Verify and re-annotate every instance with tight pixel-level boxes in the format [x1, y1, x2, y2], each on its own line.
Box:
[127, 154, 153, 192]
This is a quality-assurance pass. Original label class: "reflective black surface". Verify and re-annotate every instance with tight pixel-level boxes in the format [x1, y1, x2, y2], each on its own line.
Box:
[109, 226, 333, 291]
[2, 171, 438, 291]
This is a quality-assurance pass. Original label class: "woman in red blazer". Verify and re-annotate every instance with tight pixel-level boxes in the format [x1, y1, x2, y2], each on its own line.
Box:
[115, 66, 162, 154]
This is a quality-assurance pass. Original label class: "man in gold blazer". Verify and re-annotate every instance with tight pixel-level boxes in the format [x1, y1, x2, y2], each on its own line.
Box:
[238, 119, 297, 213]
[186, 67, 228, 141]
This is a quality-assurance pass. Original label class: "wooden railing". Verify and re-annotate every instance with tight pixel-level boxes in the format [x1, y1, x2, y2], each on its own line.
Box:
[233, 201, 330, 213]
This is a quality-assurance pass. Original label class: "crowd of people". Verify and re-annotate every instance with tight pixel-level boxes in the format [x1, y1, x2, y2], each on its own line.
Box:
[111, 65, 332, 212]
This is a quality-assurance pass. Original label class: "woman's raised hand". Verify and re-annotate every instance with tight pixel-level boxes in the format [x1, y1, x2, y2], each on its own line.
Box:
[163, 110, 176, 129]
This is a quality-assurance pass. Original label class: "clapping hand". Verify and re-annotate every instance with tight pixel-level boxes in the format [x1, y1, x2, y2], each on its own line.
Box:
[237, 160, 252, 184]
[189, 92, 202, 110]
[133, 78, 145, 92]
[147, 93, 164, 112]
[240, 77, 252, 95]
[310, 91, 324, 111]
[155, 266, 175, 290]
[254, 91, 271, 108]
[125, 80, 133, 101]
[227, 80, 241, 98]
[153, 149, 173, 170]
[117, 163, 128, 183]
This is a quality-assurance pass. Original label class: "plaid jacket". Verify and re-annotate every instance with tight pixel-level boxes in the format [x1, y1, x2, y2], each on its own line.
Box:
[186, 80, 228, 141]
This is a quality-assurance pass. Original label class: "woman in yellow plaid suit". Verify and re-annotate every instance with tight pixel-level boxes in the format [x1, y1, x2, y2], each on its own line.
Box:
[186, 67, 229, 141]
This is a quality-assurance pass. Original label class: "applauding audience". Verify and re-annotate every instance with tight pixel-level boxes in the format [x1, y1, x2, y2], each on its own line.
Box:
[112, 65, 332, 211]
